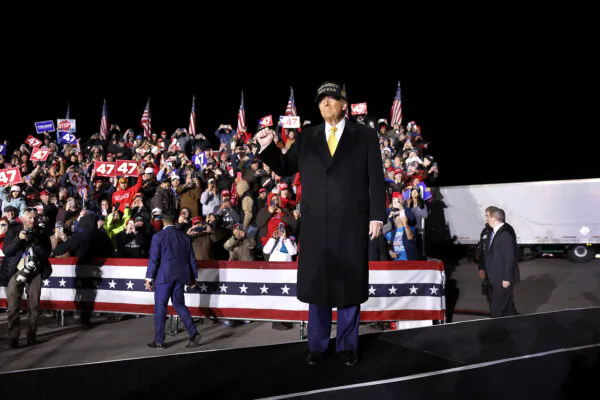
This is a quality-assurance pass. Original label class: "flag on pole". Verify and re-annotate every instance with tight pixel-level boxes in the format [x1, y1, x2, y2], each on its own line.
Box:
[66, 102, 71, 119]
[343, 84, 349, 119]
[285, 87, 297, 116]
[141, 98, 152, 138]
[189, 96, 196, 136]
[390, 81, 403, 126]
[237, 91, 246, 133]
[100, 99, 109, 140]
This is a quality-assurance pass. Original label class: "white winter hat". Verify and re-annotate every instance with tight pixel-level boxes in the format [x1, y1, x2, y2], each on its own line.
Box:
[144, 167, 154, 174]
[10, 185, 21, 193]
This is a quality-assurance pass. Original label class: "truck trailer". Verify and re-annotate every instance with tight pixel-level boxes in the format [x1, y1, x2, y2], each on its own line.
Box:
[435, 178, 600, 263]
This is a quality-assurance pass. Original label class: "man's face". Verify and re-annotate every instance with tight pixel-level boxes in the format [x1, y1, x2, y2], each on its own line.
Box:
[119, 181, 128, 190]
[101, 200, 109, 209]
[318, 96, 346, 121]
[423, 158, 431, 167]
[259, 192, 267, 199]
[21, 212, 36, 229]
[41, 194, 49, 203]
[180, 209, 190, 219]
[485, 212, 493, 226]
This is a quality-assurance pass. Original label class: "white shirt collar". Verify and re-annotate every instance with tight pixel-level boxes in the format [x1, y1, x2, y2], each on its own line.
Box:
[325, 118, 346, 141]
[493, 222, 504, 233]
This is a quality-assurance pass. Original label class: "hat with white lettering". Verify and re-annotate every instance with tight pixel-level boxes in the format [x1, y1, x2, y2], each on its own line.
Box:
[144, 167, 154, 175]
[10, 186, 21, 193]
[315, 81, 347, 103]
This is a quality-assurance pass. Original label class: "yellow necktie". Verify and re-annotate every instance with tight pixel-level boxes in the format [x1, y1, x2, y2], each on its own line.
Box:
[327, 126, 338, 156]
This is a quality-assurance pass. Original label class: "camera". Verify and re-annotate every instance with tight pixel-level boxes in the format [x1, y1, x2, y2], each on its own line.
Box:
[16, 248, 37, 283]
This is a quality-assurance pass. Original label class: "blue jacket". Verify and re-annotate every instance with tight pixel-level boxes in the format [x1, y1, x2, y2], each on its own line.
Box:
[145, 225, 198, 284]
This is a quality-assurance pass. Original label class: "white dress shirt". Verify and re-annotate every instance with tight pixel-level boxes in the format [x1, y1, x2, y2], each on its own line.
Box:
[325, 118, 346, 143]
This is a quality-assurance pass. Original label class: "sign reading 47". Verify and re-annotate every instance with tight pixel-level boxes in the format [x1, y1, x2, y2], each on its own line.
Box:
[0, 167, 22, 185]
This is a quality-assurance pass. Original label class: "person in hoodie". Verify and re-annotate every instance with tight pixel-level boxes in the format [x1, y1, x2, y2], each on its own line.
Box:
[116, 218, 150, 258]
[111, 170, 144, 213]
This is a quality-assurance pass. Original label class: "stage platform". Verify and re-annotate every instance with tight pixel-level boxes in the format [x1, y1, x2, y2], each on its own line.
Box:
[1, 307, 598, 399]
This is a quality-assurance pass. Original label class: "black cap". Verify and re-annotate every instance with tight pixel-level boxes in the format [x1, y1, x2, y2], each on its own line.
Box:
[315, 82, 347, 103]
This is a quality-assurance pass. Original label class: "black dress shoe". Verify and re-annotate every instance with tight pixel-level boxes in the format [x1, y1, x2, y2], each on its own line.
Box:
[146, 341, 165, 349]
[339, 350, 358, 366]
[186, 333, 201, 348]
[306, 351, 325, 365]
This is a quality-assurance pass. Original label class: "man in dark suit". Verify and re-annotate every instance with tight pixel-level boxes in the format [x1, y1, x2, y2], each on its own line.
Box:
[484, 206, 520, 317]
[145, 213, 201, 349]
[256, 82, 386, 366]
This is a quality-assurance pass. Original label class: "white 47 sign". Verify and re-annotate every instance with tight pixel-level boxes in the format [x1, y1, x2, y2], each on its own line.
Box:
[116, 160, 139, 177]
[0, 167, 22, 185]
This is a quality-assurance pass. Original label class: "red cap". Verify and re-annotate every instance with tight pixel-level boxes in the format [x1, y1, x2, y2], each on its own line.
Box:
[134, 192, 143, 198]
[387, 166, 395, 172]
[191, 216, 203, 224]
[40, 190, 49, 196]
[279, 183, 288, 190]
[258, 188, 267, 194]
[392, 192, 402, 199]
[221, 190, 231, 197]
[107, 153, 113, 157]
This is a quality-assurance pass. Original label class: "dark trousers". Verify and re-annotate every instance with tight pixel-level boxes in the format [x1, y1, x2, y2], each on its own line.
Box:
[308, 304, 360, 353]
[154, 282, 197, 344]
[6, 271, 42, 341]
[489, 283, 518, 318]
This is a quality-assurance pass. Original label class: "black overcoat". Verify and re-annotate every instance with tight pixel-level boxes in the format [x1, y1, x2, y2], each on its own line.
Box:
[260, 120, 386, 308]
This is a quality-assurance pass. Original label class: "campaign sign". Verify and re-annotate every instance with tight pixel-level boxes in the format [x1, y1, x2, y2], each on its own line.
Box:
[0, 144, 5, 155]
[25, 135, 42, 148]
[31, 148, 50, 161]
[116, 160, 139, 177]
[94, 161, 116, 177]
[279, 116, 300, 129]
[35, 120, 55, 134]
[59, 132, 78, 144]
[258, 115, 273, 127]
[351, 103, 368, 116]
[57, 119, 76, 133]
[192, 153, 207, 169]
[68, 171, 87, 187]
[0, 167, 22, 185]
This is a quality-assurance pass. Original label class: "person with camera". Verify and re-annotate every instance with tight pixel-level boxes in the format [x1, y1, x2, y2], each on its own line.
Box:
[224, 223, 255, 261]
[200, 178, 222, 217]
[186, 216, 217, 260]
[0, 208, 52, 348]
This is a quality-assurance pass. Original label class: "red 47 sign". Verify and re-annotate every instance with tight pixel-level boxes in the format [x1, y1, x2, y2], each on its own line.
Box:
[0, 167, 22, 185]
[116, 160, 139, 177]
[351, 103, 368, 116]
[31, 148, 50, 161]
[25, 135, 42, 148]
[94, 161, 116, 177]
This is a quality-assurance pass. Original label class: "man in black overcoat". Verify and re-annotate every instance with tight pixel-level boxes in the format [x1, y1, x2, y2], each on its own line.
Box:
[484, 206, 520, 317]
[256, 82, 386, 366]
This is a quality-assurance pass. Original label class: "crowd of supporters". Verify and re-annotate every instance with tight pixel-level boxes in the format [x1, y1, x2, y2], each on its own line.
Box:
[0, 117, 438, 265]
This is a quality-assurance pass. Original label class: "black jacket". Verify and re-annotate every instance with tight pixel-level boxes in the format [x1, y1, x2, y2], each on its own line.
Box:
[485, 223, 520, 285]
[0, 223, 52, 286]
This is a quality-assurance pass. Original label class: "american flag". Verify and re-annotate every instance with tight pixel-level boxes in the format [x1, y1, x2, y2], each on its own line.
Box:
[189, 95, 196, 135]
[285, 87, 297, 116]
[391, 81, 403, 126]
[141, 98, 152, 138]
[237, 91, 246, 133]
[0, 259, 445, 322]
[100, 99, 109, 140]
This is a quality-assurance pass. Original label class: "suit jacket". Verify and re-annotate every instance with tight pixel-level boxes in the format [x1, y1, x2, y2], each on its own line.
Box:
[259, 119, 386, 307]
[485, 223, 520, 286]
[145, 225, 198, 285]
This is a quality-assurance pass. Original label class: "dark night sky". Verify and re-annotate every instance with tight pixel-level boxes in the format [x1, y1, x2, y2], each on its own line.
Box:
[5, 32, 597, 187]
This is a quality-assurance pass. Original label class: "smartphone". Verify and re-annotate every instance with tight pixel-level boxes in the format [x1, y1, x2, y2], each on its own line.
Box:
[278, 222, 285, 233]
[194, 226, 206, 233]
[270, 199, 276, 208]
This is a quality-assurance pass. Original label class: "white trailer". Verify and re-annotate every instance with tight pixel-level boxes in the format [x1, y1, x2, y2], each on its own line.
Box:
[437, 178, 600, 262]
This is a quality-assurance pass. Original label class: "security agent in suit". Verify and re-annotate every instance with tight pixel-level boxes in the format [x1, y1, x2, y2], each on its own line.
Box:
[484, 206, 520, 317]
[256, 82, 386, 366]
[145, 213, 201, 348]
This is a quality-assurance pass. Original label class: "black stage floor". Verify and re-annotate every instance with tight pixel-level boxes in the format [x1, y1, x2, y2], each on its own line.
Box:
[1, 308, 599, 400]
